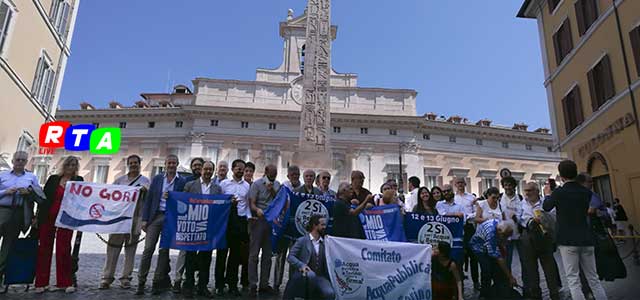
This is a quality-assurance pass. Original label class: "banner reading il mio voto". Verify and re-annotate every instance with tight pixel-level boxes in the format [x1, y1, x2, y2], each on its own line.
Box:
[404, 212, 464, 261]
[160, 191, 232, 251]
[359, 204, 407, 242]
[325, 236, 432, 300]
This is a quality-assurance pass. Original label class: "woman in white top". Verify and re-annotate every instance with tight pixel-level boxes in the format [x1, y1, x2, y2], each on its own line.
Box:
[475, 187, 504, 224]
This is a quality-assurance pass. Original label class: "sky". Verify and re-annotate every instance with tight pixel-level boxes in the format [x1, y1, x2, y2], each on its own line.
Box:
[59, 0, 551, 129]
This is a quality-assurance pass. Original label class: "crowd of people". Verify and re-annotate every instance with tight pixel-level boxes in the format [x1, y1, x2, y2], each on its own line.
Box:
[0, 150, 631, 299]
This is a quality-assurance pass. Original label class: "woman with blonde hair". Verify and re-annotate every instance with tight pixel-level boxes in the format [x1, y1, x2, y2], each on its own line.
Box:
[34, 156, 84, 293]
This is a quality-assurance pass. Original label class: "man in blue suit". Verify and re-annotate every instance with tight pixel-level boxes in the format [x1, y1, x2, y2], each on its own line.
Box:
[136, 154, 187, 295]
[283, 214, 335, 300]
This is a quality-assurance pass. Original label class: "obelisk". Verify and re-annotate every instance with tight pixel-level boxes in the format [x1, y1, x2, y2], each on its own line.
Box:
[295, 0, 332, 167]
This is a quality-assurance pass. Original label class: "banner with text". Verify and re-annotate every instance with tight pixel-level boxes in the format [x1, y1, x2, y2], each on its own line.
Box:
[326, 236, 432, 300]
[404, 213, 464, 261]
[160, 191, 232, 251]
[56, 182, 140, 234]
[359, 204, 407, 242]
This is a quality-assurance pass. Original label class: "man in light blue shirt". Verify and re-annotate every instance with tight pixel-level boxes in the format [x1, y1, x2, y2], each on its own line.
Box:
[0, 151, 41, 284]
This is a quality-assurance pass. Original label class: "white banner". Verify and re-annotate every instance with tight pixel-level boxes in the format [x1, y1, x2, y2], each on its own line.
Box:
[55, 182, 141, 234]
[325, 236, 432, 300]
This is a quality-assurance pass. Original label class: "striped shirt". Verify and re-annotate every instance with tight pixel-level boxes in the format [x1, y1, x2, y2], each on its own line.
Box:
[470, 219, 501, 258]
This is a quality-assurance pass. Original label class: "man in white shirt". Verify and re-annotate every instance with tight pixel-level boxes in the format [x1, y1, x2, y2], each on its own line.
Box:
[404, 176, 420, 211]
[519, 182, 560, 300]
[499, 176, 524, 270]
[100, 155, 150, 290]
[436, 184, 465, 217]
[453, 177, 480, 290]
[219, 159, 251, 296]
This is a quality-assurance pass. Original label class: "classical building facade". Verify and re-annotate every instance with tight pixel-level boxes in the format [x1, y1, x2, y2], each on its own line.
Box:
[518, 0, 640, 226]
[0, 0, 80, 168]
[39, 9, 561, 195]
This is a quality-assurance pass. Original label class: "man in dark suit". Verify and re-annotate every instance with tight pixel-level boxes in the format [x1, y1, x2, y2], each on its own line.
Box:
[283, 214, 335, 300]
[181, 161, 222, 298]
[543, 160, 607, 300]
[136, 154, 187, 295]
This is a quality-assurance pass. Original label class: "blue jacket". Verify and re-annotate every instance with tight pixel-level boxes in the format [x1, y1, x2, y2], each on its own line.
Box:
[142, 173, 187, 222]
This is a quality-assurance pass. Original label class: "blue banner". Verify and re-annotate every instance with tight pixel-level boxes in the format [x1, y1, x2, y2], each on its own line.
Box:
[160, 191, 232, 251]
[264, 186, 291, 252]
[359, 204, 407, 242]
[265, 187, 336, 252]
[404, 213, 464, 261]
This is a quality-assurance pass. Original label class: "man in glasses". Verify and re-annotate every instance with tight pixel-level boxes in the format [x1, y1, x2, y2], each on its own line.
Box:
[0, 151, 40, 286]
[435, 184, 465, 218]
[317, 171, 336, 198]
[519, 182, 560, 300]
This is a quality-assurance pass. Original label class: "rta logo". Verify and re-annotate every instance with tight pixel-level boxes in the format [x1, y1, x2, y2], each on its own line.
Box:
[38, 121, 121, 154]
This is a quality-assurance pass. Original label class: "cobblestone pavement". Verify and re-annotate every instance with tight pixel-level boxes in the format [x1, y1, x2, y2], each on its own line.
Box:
[2, 234, 639, 299]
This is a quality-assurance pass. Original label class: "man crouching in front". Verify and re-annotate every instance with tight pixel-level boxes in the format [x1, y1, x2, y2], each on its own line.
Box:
[283, 214, 335, 300]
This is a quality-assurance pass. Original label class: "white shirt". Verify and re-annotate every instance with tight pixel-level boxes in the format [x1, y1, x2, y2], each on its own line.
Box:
[520, 198, 542, 228]
[477, 200, 503, 221]
[500, 193, 522, 240]
[436, 200, 465, 216]
[309, 233, 323, 254]
[404, 189, 418, 211]
[113, 173, 150, 188]
[200, 177, 213, 194]
[220, 177, 251, 217]
[283, 180, 302, 191]
[159, 173, 179, 211]
[454, 192, 476, 222]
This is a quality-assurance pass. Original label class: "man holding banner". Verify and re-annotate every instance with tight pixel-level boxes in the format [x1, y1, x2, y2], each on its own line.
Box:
[332, 183, 371, 239]
[180, 161, 222, 298]
[100, 154, 150, 290]
[247, 164, 280, 297]
[137, 155, 187, 295]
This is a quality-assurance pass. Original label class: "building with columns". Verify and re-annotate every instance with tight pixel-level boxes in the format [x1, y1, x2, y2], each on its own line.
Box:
[38, 9, 562, 194]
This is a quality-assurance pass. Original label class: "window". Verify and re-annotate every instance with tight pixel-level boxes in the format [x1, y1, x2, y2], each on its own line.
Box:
[548, 146, 553, 152]
[92, 123, 99, 128]
[269, 123, 277, 130]
[526, 144, 533, 151]
[238, 149, 250, 162]
[548, 0, 562, 13]
[119, 122, 127, 128]
[449, 136, 456, 143]
[175, 121, 183, 128]
[631, 26, 640, 76]
[425, 176, 438, 189]
[553, 19, 573, 65]
[0, 1, 15, 55]
[300, 44, 306, 74]
[476, 139, 483, 145]
[151, 166, 164, 177]
[206, 147, 219, 163]
[483, 178, 496, 191]
[32, 53, 56, 112]
[333, 126, 341, 133]
[360, 128, 368, 135]
[16, 133, 34, 152]
[502, 142, 509, 149]
[148, 121, 155, 128]
[49, 0, 72, 40]
[94, 165, 109, 184]
[263, 150, 278, 166]
[587, 55, 615, 111]
[34, 165, 48, 185]
[389, 129, 397, 136]
[575, 0, 598, 36]
[241, 121, 249, 129]
[210, 120, 219, 127]
[562, 86, 585, 134]
[423, 134, 430, 140]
